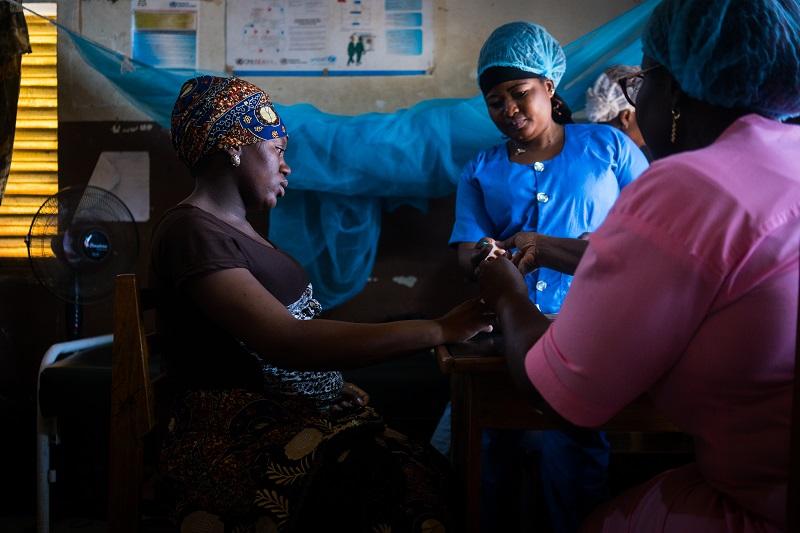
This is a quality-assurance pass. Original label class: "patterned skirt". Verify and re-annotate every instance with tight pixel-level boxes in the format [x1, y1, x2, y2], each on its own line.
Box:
[161, 388, 455, 532]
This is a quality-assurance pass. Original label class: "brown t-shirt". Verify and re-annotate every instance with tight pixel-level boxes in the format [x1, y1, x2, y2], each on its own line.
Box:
[151, 204, 308, 391]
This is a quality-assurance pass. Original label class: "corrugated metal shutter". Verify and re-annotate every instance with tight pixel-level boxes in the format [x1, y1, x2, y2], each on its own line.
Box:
[0, 11, 57, 258]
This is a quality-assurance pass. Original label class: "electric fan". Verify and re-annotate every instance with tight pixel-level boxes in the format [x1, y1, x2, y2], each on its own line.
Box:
[25, 185, 139, 338]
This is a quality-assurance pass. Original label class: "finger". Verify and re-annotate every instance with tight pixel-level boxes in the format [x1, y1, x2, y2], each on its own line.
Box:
[498, 236, 516, 250]
[472, 255, 490, 278]
[487, 244, 506, 260]
[475, 237, 494, 250]
[350, 387, 367, 405]
[467, 322, 493, 340]
[347, 384, 369, 405]
[517, 254, 538, 275]
[476, 254, 495, 275]
[471, 246, 491, 265]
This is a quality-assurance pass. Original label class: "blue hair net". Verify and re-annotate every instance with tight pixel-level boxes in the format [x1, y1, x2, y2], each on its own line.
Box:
[477, 22, 567, 88]
[642, 0, 800, 120]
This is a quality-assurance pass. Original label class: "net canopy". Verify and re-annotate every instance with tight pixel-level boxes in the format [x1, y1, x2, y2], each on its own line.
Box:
[35, 0, 659, 307]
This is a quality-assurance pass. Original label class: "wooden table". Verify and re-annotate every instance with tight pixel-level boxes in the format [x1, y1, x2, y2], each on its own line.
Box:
[436, 333, 678, 533]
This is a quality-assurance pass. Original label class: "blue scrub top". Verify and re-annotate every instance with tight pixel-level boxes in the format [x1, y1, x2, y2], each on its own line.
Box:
[450, 123, 648, 314]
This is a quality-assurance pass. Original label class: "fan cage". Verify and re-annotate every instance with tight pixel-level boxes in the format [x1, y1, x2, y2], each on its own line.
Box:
[26, 185, 139, 304]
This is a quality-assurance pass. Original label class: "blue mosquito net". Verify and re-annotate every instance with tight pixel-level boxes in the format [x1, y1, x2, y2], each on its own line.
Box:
[27, 0, 659, 307]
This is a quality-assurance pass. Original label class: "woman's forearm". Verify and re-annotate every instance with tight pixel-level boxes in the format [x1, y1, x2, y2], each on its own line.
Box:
[535, 236, 588, 274]
[495, 292, 551, 404]
[187, 268, 488, 372]
[257, 318, 445, 370]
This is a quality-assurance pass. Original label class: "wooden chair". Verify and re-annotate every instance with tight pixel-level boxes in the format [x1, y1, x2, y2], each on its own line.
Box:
[109, 273, 162, 533]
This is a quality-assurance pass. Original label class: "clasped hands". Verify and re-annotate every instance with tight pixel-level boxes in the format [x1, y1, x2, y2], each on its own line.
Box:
[472, 232, 539, 310]
[472, 232, 541, 275]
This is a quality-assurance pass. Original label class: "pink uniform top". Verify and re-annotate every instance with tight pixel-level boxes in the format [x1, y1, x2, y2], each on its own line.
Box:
[526, 114, 800, 531]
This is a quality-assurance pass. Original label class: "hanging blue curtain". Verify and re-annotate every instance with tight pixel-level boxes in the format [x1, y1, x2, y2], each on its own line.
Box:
[44, 0, 659, 307]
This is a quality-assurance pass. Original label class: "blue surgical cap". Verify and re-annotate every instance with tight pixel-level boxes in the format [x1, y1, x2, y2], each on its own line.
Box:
[477, 22, 567, 88]
[642, 0, 800, 120]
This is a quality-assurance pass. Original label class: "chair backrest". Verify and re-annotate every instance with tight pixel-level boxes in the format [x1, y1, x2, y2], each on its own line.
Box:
[788, 256, 800, 531]
[109, 273, 157, 533]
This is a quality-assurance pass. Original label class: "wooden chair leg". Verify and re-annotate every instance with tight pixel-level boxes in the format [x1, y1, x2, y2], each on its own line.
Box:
[108, 428, 144, 533]
[451, 373, 483, 533]
[109, 274, 155, 533]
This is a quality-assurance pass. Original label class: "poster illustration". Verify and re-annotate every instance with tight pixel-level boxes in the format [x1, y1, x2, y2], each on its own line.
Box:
[227, 0, 433, 76]
[132, 0, 198, 69]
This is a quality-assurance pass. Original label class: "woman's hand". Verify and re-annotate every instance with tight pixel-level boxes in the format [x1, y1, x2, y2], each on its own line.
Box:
[435, 298, 494, 343]
[500, 232, 589, 275]
[331, 382, 370, 413]
[478, 255, 529, 310]
[468, 237, 510, 276]
[499, 232, 540, 275]
[457, 238, 509, 279]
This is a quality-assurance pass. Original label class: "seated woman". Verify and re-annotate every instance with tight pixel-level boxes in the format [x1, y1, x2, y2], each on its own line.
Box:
[152, 75, 492, 532]
[478, 0, 800, 531]
[584, 65, 651, 160]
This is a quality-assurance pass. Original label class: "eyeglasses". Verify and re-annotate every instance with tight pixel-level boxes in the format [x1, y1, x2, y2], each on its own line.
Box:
[618, 64, 661, 107]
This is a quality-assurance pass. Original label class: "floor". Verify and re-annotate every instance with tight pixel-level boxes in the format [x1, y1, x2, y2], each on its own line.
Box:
[1, 353, 692, 533]
[0, 517, 107, 533]
[0, 516, 178, 533]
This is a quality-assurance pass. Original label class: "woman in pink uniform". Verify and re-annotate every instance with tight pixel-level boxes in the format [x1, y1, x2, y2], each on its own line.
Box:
[477, 0, 800, 531]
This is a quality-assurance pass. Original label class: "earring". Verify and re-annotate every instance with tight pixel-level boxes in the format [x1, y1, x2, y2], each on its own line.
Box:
[670, 108, 681, 144]
[230, 153, 241, 167]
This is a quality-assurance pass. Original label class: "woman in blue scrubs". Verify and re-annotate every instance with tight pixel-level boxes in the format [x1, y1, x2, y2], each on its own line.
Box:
[436, 21, 649, 533]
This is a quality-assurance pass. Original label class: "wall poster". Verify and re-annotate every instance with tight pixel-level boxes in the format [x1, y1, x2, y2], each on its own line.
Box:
[227, 0, 434, 76]
[131, 0, 198, 69]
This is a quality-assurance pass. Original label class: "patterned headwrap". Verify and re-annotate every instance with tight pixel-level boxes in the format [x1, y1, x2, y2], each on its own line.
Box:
[170, 76, 288, 168]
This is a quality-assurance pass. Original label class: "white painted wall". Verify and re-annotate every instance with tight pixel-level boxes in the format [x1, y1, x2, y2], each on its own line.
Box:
[56, 0, 642, 121]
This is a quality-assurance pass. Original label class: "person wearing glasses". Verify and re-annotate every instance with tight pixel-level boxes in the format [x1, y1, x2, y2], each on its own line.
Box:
[433, 21, 649, 533]
[585, 65, 652, 160]
[478, 0, 800, 531]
